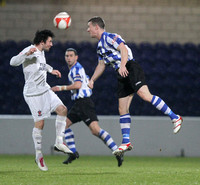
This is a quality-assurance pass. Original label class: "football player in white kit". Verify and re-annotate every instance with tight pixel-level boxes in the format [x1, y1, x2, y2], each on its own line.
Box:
[10, 30, 72, 171]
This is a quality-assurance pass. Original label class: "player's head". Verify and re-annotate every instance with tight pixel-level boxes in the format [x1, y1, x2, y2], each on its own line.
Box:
[65, 48, 78, 68]
[65, 48, 78, 56]
[33, 30, 55, 51]
[88, 16, 105, 29]
[87, 17, 105, 39]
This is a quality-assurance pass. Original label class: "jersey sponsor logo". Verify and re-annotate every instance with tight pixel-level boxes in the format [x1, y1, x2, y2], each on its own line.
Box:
[112, 35, 119, 44]
[39, 63, 46, 71]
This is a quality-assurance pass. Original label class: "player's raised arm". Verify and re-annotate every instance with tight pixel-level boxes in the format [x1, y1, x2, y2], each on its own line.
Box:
[51, 69, 61, 78]
[88, 60, 105, 89]
[10, 47, 37, 66]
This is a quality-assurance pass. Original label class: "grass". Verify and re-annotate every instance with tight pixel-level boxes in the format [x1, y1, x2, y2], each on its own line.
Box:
[0, 155, 200, 185]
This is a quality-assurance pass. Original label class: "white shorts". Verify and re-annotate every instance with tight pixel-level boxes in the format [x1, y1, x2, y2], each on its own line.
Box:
[24, 90, 64, 122]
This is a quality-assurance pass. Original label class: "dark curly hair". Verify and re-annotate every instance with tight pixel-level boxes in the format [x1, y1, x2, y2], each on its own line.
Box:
[33, 30, 55, 45]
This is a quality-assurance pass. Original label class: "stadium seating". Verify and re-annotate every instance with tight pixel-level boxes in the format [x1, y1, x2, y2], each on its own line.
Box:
[0, 40, 199, 116]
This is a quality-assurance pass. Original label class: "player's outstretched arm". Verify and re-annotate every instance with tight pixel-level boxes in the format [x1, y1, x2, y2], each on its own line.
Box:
[51, 70, 61, 78]
[10, 47, 37, 66]
[51, 81, 82, 92]
[88, 60, 105, 89]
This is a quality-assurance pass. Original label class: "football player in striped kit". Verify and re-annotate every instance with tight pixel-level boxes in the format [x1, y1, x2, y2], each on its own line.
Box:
[10, 30, 72, 171]
[87, 17, 183, 156]
[51, 48, 123, 167]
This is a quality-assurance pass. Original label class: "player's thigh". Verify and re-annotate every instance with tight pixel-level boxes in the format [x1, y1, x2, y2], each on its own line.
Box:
[79, 98, 98, 126]
[49, 90, 66, 114]
[127, 61, 146, 92]
[67, 103, 82, 124]
[24, 94, 50, 122]
[137, 85, 153, 102]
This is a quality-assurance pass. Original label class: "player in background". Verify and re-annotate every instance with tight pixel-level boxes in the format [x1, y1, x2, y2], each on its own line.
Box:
[51, 48, 123, 167]
[87, 16, 183, 156]
[10, 30, 72, 171]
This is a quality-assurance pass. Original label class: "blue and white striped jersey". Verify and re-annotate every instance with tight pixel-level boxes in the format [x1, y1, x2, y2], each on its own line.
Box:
[68, 62, 92, 100]
[97, 32, 134, 70]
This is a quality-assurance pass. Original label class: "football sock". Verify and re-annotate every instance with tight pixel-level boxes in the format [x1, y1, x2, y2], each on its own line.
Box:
[64, 128, 76, 153]
[99, 129, 118, 151]
[120, 113, 131, 144]
[151, 95, 179, 120]
[32, 127, 42, 158]
[55, 115, 66, 145]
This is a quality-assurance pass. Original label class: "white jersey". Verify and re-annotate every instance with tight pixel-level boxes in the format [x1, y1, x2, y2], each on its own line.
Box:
[10, 45, 53, 96]
[68, 62, 92, 100]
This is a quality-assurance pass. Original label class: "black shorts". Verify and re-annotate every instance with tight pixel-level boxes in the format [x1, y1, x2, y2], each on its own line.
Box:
[67, 97, 98, 126]
[117, 61, 146, 98]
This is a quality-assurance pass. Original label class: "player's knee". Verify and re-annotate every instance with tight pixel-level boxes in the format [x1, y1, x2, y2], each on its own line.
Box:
[56, 104, 67, 116]
[91, 129, 98, 136]
[89, 122, 100, 136]
[137, 86, 153, 102]
[66, 118, 72, 128]
[141, 94, 153, 102]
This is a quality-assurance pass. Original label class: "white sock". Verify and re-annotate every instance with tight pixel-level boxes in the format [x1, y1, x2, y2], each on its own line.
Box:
[32, 127, 42, 158]
[55, 115, 66, 145]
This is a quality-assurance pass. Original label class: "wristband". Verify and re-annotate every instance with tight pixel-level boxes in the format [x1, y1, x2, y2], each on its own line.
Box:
[63, 86, 67, 91]
[57, 86, 62, 91]
[57, 86, 67, 91]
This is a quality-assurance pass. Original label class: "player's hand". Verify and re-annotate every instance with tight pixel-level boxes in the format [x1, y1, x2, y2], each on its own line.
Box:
[88, 79, 94, 89]
[51, 70, 61, 78]
[118, 65, 129, 77]
[26, 47, 37, 56]
[51, 86, 60, 92]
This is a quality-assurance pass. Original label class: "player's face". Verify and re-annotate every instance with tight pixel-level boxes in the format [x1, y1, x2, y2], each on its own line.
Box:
[43, 37, 53, 51]
[65, 51, 78, 67]
[87, 22, 97, 38]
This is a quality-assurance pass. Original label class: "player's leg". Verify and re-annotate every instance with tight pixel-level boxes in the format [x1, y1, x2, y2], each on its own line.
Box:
[48, 90, 72, 154]
[113, 95, 134, 155]
[137, 85, 183, 133]
[63, 118, 79, 165]
[54, 104, 73, 154]
[64, 118, 76, 152]
[79, 97, 118, 153]
[24, 95, 48, 171]
[89, 121, 118, 151]
[63, 103, 82, 165]
[32, 120, 48, 171]
[89, 121, 123, 167]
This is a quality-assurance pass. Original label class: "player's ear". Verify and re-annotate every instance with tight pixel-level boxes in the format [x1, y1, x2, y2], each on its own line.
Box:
[76, 55, 78, 60]
[40, 40, 45, 45]
[95, 24, 99, 30]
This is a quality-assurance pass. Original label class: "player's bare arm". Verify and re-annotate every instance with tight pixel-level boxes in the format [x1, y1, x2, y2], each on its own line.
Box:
[118, 43, 129, 78]
[51, 81, 82, 92]
[88, 60, 105, 89]
[51, 70, 61, 78]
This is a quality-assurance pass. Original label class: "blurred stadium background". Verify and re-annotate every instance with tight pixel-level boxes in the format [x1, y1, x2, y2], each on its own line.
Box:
[0, 0, 199, 156]
[0, 0, 199, 116]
